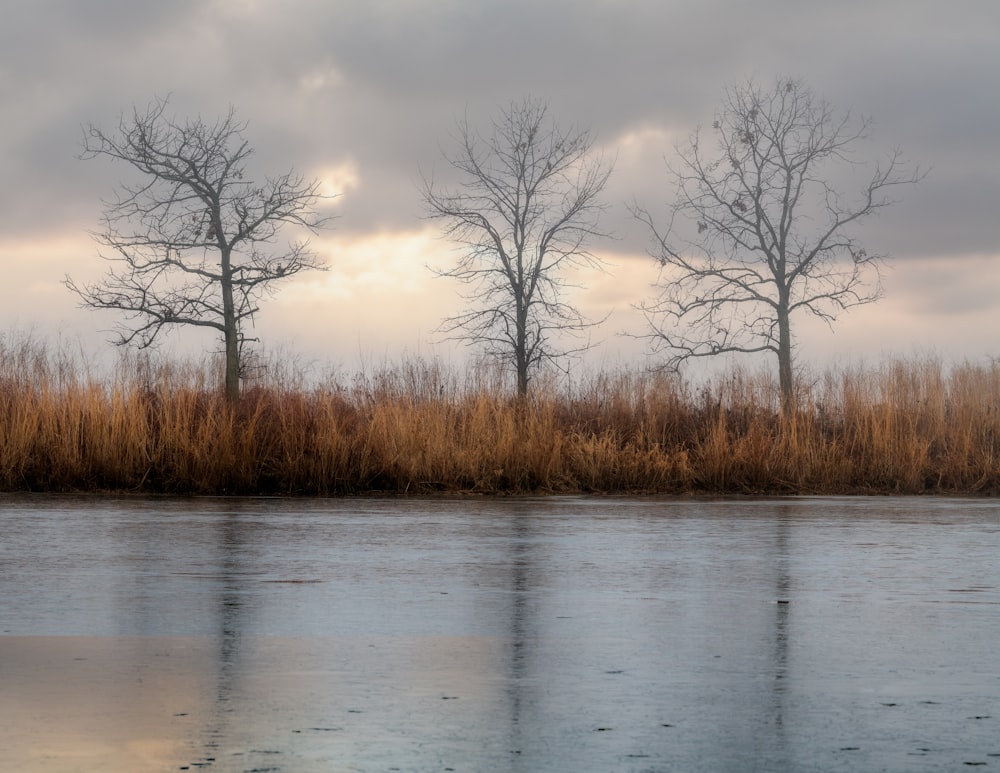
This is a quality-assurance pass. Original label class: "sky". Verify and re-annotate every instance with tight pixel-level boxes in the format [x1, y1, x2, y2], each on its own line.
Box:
[1, 0, 998, 380]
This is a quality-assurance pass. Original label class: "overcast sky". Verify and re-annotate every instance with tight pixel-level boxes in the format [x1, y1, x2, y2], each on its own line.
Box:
[1, 0, 998, 378]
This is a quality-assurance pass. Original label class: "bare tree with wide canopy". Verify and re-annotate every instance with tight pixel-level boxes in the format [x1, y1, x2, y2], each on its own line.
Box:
[635, 78, 921, 414]
[66, 98, 330, 401]
[422, 98, 612, 396]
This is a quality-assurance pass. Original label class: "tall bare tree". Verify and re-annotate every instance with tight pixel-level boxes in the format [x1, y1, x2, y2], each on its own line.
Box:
[422, 98, 612, 396]
[66, 98, 330, 401]
[635, 78, 921, 414]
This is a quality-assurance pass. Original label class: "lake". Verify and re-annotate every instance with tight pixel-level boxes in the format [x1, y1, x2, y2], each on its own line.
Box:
[1, 495, 999, 772]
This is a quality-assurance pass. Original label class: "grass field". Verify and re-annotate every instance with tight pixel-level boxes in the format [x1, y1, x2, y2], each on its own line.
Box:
[1, 335, 997, 496]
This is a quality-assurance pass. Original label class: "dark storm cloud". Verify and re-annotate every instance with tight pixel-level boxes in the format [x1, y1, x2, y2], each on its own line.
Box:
[244, 0, 1000, 257]
[0, 0, 205, 233]
[2, 0, 998, 272]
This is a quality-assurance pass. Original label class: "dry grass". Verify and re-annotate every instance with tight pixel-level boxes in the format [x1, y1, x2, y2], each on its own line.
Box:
[0, 336, 997, 495]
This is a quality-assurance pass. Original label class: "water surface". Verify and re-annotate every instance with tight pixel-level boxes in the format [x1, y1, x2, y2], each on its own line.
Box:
[1, 495, 999, 771]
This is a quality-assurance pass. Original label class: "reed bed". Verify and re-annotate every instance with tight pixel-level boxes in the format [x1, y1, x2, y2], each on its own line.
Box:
[0, 335, 997, 495]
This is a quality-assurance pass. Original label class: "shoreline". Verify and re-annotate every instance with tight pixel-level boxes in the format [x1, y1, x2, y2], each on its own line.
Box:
[2, 345, 998, 498]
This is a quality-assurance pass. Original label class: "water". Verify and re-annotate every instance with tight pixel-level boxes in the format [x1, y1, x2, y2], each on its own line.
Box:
[1, 495, 999, 772]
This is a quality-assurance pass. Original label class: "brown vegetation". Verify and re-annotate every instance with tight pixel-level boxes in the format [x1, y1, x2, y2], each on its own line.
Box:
[0, 335, 997, 496]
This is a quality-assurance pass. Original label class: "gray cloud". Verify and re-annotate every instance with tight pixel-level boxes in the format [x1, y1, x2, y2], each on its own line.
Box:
[1, 0, 998, 361]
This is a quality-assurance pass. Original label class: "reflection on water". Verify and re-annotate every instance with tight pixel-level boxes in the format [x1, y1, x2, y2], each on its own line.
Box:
[1, 496, 999, 772]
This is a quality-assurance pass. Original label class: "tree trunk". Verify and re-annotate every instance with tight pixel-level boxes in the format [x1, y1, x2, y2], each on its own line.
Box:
[514, 333, 529, 396]
[514, 299, 530, 397]
[515, 361, 529, 397]
[221, 250, 240, 402]
[776, 304, 794, 418]
[223, 318, 240, 402]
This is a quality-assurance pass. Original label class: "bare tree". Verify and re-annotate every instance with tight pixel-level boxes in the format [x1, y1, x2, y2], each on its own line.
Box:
[422, 98, 612, 396]
[66, 98, 330, 401]
[634, 78, 922, 414]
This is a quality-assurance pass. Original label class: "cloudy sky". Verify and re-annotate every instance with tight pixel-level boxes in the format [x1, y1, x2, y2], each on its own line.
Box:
[1, 0, 998, 378]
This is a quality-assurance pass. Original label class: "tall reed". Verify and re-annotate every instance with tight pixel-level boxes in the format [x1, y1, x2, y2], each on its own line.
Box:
[0, 336, 997, 495]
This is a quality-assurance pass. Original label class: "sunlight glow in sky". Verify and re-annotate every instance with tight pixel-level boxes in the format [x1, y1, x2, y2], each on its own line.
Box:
[1, 0, 997, 376]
